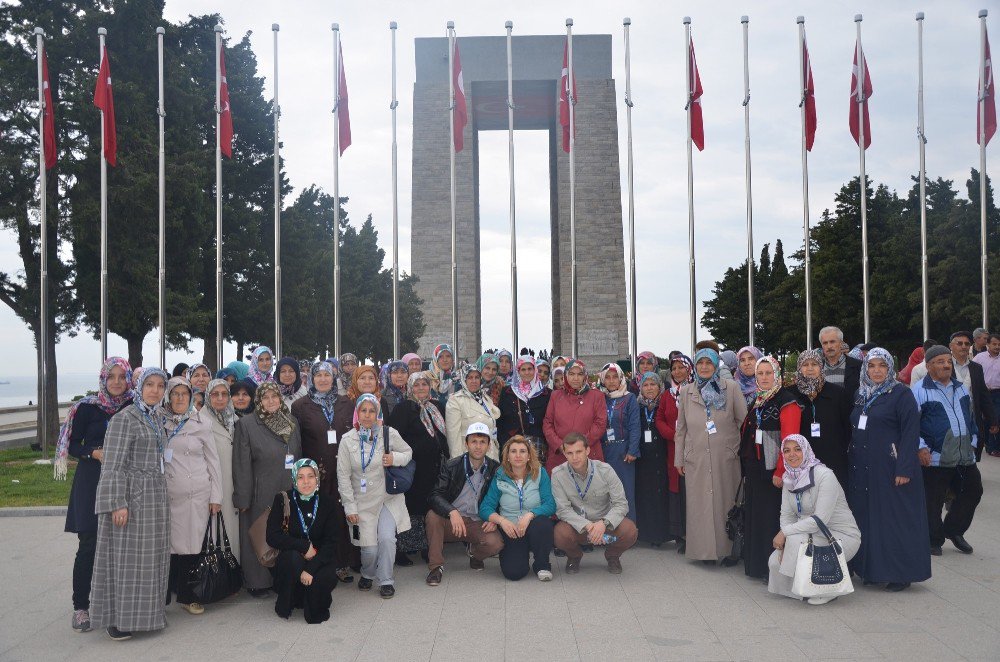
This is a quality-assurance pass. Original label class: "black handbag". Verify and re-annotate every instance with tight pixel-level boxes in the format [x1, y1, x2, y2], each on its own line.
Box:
[724, 477, 746, 563]
[188, 512, 243, 604]
[384, 430, 416, 494]
[807, 516, 845, 585]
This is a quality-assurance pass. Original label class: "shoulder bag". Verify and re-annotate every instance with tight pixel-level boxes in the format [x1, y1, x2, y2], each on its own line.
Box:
[384, 429, 416, 494]
[188, 512, 244, 603]
[791, 515, 855, 598]
[248, 491, 290, 568]
[723, 477, 746, 565]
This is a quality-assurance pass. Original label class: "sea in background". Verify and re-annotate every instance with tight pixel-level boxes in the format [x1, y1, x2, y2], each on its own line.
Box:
[0, 373, 98, 408]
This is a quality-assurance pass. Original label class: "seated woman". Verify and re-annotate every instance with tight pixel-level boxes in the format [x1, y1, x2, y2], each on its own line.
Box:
[267, 459, 339, 624]
[768, 435, 861, 605]
[478, 436, 557, 581]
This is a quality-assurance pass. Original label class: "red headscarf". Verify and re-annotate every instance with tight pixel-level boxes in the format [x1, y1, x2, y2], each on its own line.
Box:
[898, 346, 925, 385]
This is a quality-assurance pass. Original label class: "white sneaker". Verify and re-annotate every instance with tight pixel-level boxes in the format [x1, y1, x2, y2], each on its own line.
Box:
[537, 569, 553, 582]
[807, 596, 837, 605]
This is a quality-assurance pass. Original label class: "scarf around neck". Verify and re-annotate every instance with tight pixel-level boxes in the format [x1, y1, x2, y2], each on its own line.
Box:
[255, 382, 295, 442]
[407, 371, 446, 437]
[204, 378, 236, 433]
[781, 434, 823, 493]
[309, 361, 339, 414]
[637, 371, 664, 409]
[751, 355, 784, 410]
[794, 348, 826, 399]
[693, 348, 727, 410]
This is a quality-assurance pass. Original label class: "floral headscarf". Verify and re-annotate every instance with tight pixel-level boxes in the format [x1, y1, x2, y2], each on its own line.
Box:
[275, 357, 302, 397]
[54, 356, 134, 480]
[291, 458, 320, 501]
[693, 348, 727, 411]
[513, 355, 545, 403]
[407, 371, 446, 437]
[381, 360, 408, 413]
[430, 344, 457, 395]
[347, 365, 381, 402]
[781, 434, 823, 493]
[856, 347, 898, 409]
[751, 356, 784, 410]
[563, 359, 590, 396]
[458, 363, 487, 404]
[632, 351, 657, 389]
[599, 363, 629, 399]
[158, 376, 195, 427]
[736, 346, 763, 399]
[254, 381, 295, 443]
[204, 378, 235, 433]
[637, 371, 663, 410]
[309, 361, 339, 414]
[249, 346, 274, 385]
[354, 392, 383, 434]
[133, 368, 169, 434]
[496, 349, 514, 382]
[669, 354, 694, 401]
[794, 349, 826, 399]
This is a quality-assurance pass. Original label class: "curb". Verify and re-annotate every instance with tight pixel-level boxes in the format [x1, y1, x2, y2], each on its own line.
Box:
[0, 506, 67, 517]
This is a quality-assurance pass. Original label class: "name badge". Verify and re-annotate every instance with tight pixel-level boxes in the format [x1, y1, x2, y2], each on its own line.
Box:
[163, 448, 173, 463]
[360, 477, 367, 494]
[705, 420, 717, 435]
[606, 428, 616, 442]
[327, 430, 337, 445]
[644, 430, 653, 444]
[811, 422, 821, 437]
[284, 454, 294, 469]
[858, 415, 868, 431]
[755, 429, 763, 445]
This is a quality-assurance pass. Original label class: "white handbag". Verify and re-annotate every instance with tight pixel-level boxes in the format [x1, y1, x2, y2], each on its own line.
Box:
[790, 515, 854, 599]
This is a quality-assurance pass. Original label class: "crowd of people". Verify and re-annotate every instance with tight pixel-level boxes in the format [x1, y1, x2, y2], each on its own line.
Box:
[55, 327, 991, 639]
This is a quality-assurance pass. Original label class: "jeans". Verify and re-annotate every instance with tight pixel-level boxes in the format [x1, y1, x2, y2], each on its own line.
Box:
[498, 516, 554, 580]
[360, 506, 397, 586]
[72, 531, 97, 610]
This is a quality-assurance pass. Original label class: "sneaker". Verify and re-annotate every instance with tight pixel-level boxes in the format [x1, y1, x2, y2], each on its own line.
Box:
[426, 566, 443, 586]
[379, 585, 395, 599]
[72, 609, 91, 633]
[180, 602, 204, 615]
[537, 569, 553, 582]
[607, 558, 623, 575]
[358, 577, 374, 591]
[469, 557, 485, 571]
[807, 596, 837, 605]
[565, 558, 581, 575]
[107, 626, 132, 641]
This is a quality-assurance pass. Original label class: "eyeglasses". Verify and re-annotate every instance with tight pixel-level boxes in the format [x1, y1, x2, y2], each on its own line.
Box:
[953, 341, 971, 347]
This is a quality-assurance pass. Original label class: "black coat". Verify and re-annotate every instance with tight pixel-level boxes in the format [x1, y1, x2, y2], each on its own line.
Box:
[967, 361, 997, 460]
[427, 454, 500, 519]
[65, 400, 132, 534]
[793, 383, 853, 487]
[266, 490, 338, 575]
[842, 355, 862, 399]
[497, 386, 551, 444]
[385, 399, 449, 517]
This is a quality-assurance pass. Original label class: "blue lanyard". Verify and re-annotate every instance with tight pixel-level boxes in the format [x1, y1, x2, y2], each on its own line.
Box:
[644, 406, 655, 426]
[514, 479, 526, 514]
[293, 496, 320, 540]
[606, 403, 617, 426]
[464, 454, 486, 490]
[164, 417, 187, 446]
[321, 404, 335, 428]
[795, 492, 802, 514]
[140, 407, 165, 456]
[755, 408, 763, 430]
[569, 461, 595, 501]
[476, 396, 493, 419]
[359, 430, 379, 473]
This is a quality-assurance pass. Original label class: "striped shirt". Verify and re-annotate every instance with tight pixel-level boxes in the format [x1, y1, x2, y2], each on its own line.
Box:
[823, 356, 847, 387]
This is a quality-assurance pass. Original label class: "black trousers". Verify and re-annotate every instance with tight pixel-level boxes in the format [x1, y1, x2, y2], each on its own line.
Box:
[168, 553, 201, 605]
[498, 516, 554, 581]
[271, 550, 338, 624]
[923, 464, 983, 546]
[72, 531, 97, 610]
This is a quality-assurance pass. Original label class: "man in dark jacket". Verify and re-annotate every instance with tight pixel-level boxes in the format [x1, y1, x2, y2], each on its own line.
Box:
[819, 326, 862, 397]
[424, 422, 504, 585]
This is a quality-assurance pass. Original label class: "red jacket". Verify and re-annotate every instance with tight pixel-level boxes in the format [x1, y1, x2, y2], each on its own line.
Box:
[655, 395, 680, 492]
[542, 388, 607, 472]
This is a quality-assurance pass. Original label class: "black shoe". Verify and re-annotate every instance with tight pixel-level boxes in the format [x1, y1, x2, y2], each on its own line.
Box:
[358, 577, 373, 591]
[469, 557, 485, 571]
[581, 544, 595, 553]
[395, 550, 414, 566]
[930, 546, 943, 556]
[107, 626, 132, 641]
[650, 542, 661, 548]
[702, 559, 717, 566]
[379, 585, 395, 599]
[565, 557, 581, 574]
[720, 556, 738, 567]
[676, 541, 686, 555]
[247, 588, 270, 598]
[426, 566, 443, 586]
[885, 582, 911, 592]
[336, 567, 355, 584]
[949, 535, 974, 554]
[554, 548, 566, 558]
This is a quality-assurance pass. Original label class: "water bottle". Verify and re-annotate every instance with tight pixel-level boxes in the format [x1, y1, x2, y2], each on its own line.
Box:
[601, 533, 618, 545]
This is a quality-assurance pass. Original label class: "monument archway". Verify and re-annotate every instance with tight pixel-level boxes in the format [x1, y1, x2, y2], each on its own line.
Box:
[411, 33, 628, 365]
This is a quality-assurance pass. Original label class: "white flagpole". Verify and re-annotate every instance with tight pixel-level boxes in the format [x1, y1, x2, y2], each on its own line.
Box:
[684, 17, 697, 354]
[623, 17, 638, 373]
[214, 24, 224, 370]
[272, 23, 281, 357]
[741, 16, 754, 348]
[855, 14, 870, 343]
[448, 21, 458, 356]
[567, 18, 578, 358]
[391, 21, 400, 358]
[506, 20, 519, 354]
[798, 16, 813, 350]
[157, 27, 166, 367]
[98, 27, 108, 361]
[35, 26, 49, 457]
[332, 23, 342, 358]
[917, 12, 929, 339]
[979, 9, 990, 329]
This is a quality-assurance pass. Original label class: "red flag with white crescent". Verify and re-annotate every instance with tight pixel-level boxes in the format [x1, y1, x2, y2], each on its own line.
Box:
[219, 45, 233, 158]
[979, 30, 996, 146]
[337, 43, 351, 154]
[559, 38, 577, 153]
[849, 41, 873, 150]
[93, 46, 117, 166]
[41, 48, 57, 169]
[803, 38, 817, 152]
[452, 38, 467, 152]
[688, 39, 704, 151]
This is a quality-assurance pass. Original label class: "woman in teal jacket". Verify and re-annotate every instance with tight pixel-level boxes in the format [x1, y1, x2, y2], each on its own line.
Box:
[479, 435, 557, 581]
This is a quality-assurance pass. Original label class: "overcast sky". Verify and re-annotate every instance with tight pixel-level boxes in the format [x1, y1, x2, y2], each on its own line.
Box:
[1, 0, 996, 378]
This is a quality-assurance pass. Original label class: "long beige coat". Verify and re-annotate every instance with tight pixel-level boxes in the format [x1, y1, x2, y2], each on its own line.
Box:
[164, 409, 223, 555]
[337, 424, 413, 547]
[445, 390, 501, 460]
[674, 379, 748, 561]
[207, 414, 239, 563]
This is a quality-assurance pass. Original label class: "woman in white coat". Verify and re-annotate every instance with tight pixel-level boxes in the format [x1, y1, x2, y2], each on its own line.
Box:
[768, 434, 861, 605]
[161, 377, 222, 615]
[204, 378, 239, 563]
[337, 394, 413, 599]
[445, 363, 501, 460]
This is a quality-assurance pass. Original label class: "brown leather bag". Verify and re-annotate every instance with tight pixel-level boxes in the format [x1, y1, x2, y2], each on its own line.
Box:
[248, 490, 290, 568]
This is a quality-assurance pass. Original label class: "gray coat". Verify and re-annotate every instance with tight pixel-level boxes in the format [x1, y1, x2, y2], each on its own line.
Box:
[165, 409, 222, 554]
[232, 412, 302, 589]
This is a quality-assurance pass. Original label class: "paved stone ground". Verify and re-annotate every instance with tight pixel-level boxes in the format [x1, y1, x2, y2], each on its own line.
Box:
[4, 460, 1000, 661]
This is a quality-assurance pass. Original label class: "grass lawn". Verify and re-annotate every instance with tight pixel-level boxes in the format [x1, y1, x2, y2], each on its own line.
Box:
[0, 448, 73, 508]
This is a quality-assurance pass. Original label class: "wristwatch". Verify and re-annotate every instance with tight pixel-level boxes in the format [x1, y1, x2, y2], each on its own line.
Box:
[601, 518, 612, 530]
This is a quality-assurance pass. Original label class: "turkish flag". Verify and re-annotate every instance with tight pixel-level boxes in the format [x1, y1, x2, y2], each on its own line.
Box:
[849, 42, 873, 150]
[688, 39, 704, 151]
[337, 44, 351, 154]
[803, 39, 817, 152]
[93, 46, 116, 166]
[979, 31, 995, 146]
[452, 38, 467, 152]
[219, 45, 233, 158]
[559, 39, 577, 153]
[41, 48, 56, 170]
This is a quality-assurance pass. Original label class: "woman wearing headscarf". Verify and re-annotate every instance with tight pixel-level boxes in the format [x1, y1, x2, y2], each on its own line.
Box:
[477, 352, 504, 406]
[290, 361, 357, 583]
[385, 371, 449, 565]
[216, 367, 237, 387]
[635, 371, 683, 548]
[898, 346, 925, 385]
[496, 349, 515, 384]
[536, 358, 551, 388]
[402, 352, 423, 374]
[736, 346, 763, 407]
[338, 394, 414, 599]
[233, 382, 303, 597]
[498, 355, 552, 461]
[185, 363, 212, 410]
[266, 459, 340, 623]
[160, 377, 223, 615]
[428, 344, 458, 405]
[226, 360, 250, 383]
[767, 435, 861, 604]
[848, 348, 930, 592]
[739, 355, 802, 579]
[551, 366, 566, 392]
[231, 380, 257, 418]
[90, 368, 170, 641]
[380, 360, 409, 416]
[793, 349, 852, 487]
[627, 351, 658, 395]
[337, 352, 359, 396]
[248, 346, 275, 386]
[599, 363, 641, 521]
[276, 357, 308, 407]
[58, 357, 133, 633]
[674, 348, 748, 564]
[205, 378, 240, 562]
[668, 354, 694, 401]
[446, 363, 501, 460]
[542, 359, 607, 473]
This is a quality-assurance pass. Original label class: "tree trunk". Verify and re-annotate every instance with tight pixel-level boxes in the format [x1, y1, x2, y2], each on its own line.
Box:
[34, 324, 59, 459]
[236, 341, 244, 365]
[127, 335, 144, 369]
[203, 336, 218, 373]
